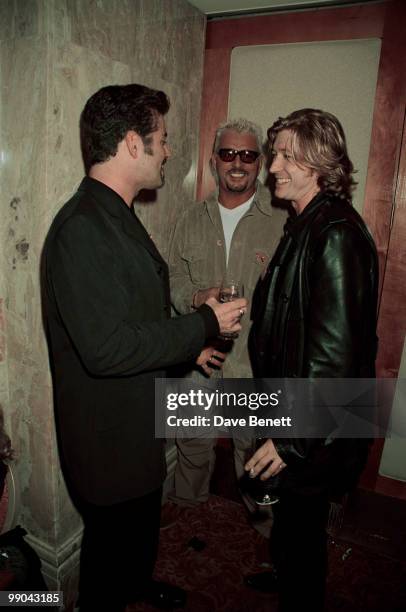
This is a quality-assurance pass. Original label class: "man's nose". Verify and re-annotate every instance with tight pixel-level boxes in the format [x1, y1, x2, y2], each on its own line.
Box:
[165, 143, 172, 159]
[269, 155, 281, 173]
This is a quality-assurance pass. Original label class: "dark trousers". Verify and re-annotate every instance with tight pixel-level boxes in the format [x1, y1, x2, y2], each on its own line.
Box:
[77, 487, 162, 612]
[271, 491, 329, 612]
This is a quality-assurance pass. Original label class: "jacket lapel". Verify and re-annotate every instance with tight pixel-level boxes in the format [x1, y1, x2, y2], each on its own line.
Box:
[123, 211, 167, 267]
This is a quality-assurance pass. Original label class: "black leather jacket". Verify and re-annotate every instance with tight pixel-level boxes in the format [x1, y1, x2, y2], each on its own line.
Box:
[250, 192, 379, 494]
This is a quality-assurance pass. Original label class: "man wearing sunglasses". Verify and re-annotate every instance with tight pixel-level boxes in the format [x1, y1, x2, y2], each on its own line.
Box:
[163, 118, 286, 528]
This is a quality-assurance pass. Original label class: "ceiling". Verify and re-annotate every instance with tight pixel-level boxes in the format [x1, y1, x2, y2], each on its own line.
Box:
[187, 0, 378, 18]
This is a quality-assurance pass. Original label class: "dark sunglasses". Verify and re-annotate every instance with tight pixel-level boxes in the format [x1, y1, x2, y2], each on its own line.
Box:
[217, 148, 261, 164]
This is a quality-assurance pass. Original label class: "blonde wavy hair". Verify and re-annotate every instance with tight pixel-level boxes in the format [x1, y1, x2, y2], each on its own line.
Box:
[267, 108, 357, 201]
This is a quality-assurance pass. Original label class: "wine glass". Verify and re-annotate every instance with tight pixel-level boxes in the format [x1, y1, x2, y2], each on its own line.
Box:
[218, 279, 244, 340]
[246, 438, 280, 506]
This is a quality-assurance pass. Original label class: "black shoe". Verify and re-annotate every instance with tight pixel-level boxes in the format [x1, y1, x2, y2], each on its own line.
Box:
[144, 580, 187, 609]
[244, 570, 279, 593]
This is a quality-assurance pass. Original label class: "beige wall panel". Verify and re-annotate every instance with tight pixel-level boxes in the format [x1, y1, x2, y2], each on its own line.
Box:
[0, 35, 56, 543]
[229, 39, 381, 213]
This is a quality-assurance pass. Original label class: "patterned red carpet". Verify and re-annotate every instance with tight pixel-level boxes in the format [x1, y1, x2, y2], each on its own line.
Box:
[129, 493, 406, 612]
[130, 495, 277, 612]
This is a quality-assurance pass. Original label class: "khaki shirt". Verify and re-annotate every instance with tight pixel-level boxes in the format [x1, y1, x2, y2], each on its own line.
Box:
[169, 182, 287, 377]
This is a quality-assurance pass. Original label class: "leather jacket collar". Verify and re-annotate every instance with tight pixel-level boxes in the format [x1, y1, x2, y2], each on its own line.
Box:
[285, 191, 353, 242]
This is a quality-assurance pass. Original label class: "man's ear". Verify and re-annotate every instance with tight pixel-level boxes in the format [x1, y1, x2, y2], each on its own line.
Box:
[125, 131, 140, 159]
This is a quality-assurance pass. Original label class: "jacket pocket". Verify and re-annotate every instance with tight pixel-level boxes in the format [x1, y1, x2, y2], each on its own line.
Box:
[181, 247, 207, 285]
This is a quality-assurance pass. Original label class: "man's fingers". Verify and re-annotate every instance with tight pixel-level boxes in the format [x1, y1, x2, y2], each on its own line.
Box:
[245, 454, 286, 479]
[245, 454, 270, 474]
[245, 439, 286, 480]
[197, 347, 227, 376]
[209, 355, 224, 366]
[206, 297, 247, 317]
[259, 461, 287, 481]
[228, 322, 242, 333]
[223, 297, 247, 313]
[201, 363, 213, 376]
[206, 296, 248, 335]
[195, 287, 221, 308]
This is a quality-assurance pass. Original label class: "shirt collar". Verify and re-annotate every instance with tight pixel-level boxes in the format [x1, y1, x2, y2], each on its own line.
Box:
[78, 176, 135, 218]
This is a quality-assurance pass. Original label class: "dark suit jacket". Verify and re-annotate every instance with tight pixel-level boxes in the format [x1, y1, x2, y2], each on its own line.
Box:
[42, 177, 217, 505]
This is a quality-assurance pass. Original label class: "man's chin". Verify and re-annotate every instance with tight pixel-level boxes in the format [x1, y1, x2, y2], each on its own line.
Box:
[149, 174, 165, 190]
[225, 178, 251, 192]
[226, 184, 249, 193]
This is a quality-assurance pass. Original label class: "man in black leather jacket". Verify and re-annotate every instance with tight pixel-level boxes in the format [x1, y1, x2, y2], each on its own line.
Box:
[244, 109, 378, 611]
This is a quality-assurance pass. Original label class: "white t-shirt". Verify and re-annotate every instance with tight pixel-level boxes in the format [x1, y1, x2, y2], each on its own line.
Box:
[218, 194, 255, 264]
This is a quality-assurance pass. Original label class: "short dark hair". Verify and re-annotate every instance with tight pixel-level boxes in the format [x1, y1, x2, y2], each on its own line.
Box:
[80, 83, 170, 172]
[267, 108, 356, 201]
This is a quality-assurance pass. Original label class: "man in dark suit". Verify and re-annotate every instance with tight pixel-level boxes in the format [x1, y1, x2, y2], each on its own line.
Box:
[42, 84, 246, 612]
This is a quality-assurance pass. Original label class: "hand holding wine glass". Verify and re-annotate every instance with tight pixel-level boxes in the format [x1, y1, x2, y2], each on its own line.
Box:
[243, 438, 287, 506]
[218, 279, 244, 339]
[205, 293, 247, 338]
